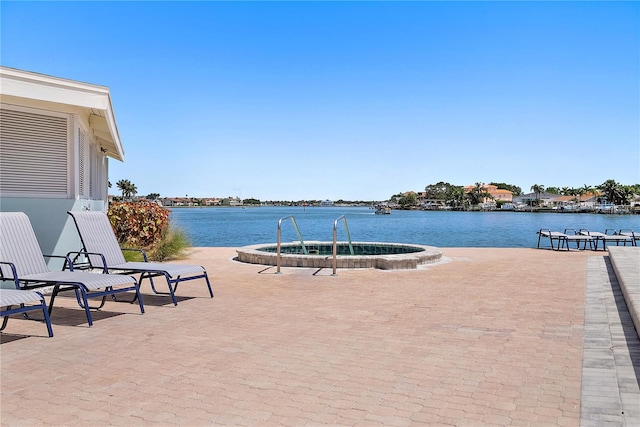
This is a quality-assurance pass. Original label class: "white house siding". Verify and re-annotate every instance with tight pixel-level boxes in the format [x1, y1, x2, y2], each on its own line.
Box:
[0, 104, 110, 269]
[0, 67, 122, 270]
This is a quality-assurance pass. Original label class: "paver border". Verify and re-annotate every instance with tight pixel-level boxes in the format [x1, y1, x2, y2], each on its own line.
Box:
[581, 255, 640, 426]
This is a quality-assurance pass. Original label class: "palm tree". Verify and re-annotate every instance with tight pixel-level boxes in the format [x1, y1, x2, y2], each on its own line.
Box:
[622, 187, 634, 205]
[546, 187, 560, 194]
[467, 183, 491, 207]
[530, 184, 545, 206]
[116, 179, 129, 199]
[129, 182, 138, 199]
[598, 179, 623, 205]
[116, 179, 137, 201]
[446, 186, 465, 209]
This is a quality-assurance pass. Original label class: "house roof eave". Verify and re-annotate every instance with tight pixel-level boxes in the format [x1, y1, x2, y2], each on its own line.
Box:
[0, 66, 125, 162]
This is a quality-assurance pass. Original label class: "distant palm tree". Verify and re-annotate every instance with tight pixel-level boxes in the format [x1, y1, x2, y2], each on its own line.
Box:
[598, 179, 623, 205]
[530, 184, 545, 206]
[116, 179, 128, 199]
[620, 187, 634, 205]
[116, 179, 137, 201]
[577, 184, 593, 201]
[467, 182, 491, 206]
[446, 187, 465, 209]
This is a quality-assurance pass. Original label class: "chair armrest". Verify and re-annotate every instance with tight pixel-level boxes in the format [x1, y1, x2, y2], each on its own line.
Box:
[0, 261, 21, 289]
[65, 251, 109, 273]
[122, 248, 149, 262]
[43, 254, 74, 271]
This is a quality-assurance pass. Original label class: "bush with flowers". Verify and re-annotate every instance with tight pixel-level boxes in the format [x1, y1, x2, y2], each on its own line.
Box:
[107, 201, 189, 261]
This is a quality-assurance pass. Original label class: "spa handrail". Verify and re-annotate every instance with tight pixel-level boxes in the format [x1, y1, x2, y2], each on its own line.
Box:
[276, 215, 308, 274]
[332, 215, 354, 275]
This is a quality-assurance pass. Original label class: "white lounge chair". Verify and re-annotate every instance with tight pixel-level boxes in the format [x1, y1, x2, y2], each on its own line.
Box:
[67, 211, 213, 306]
[578, 229, 634, 250]
[536, 229, 594, 251]
[1, 288, 54, 337]
[617, 229, 639, 245]
[0, 212, 144, 327]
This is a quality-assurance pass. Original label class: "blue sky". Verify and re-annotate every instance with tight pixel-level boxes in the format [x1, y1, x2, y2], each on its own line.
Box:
[2, 1, 638, 201]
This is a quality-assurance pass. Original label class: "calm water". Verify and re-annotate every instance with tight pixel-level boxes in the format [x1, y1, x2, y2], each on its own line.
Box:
[169, 206, 639, 248]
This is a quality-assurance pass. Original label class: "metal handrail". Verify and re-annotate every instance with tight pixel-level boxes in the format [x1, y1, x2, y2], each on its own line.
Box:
[332, 215, 354, 276]
[276, 215, 307, 274]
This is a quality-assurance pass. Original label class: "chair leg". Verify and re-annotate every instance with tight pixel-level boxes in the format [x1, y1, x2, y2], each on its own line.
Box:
[2, 300, 54, 337]
[166, 275, 178, 306]
[74, 288, 108, 310]
[133, 283, 145, 314]
[141, 272, 178, 306]
[146, 273, 159, 294]
[1, 307, 11, 331]
[204, 273, 214, 298]
[39, 297, 54, 337]
[129, 271, 212, 306]
[78, 288, 93, 327]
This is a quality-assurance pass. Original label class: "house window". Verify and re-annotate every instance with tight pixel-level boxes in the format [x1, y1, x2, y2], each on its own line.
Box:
[0, 106, 69, 197]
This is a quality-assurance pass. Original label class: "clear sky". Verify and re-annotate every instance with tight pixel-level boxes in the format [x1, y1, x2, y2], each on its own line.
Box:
[2, 1, 638, 201]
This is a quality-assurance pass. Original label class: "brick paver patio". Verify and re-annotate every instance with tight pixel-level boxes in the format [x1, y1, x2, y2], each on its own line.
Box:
[0, 247, 626, 426]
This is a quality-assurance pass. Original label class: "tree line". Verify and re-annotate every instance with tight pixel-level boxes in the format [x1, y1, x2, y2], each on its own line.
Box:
[112, 178, 638, 207]
[529, 180, 639, 206]
[392, 179, 639, 209]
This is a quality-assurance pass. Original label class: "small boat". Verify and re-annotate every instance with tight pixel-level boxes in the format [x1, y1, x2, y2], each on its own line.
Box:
[374, 203, 391, 215]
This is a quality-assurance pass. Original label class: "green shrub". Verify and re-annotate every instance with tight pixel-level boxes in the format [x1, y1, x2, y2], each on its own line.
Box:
[107, 201, 190, 261]
[148, 226, 191, 261]
[122, 249, 146, 263]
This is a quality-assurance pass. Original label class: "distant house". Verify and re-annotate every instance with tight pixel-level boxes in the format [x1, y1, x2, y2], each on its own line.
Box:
[550, 192, 599, 211]
[512, 192, 559, 207]
[223, 197, 242, 206]
[463, 184, 513, 207]
[0, 66, 124, 263]
[485, 185, 513, 203]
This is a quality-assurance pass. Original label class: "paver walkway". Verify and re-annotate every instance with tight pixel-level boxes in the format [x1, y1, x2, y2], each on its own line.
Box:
[0, 247, 635, 426]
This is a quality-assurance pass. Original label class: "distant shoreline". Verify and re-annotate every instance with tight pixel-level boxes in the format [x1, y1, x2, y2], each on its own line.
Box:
[165, 204, 639, 215]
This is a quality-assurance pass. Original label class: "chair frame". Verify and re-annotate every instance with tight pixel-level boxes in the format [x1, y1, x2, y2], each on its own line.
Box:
[67, 211, 213, 306]
[618, 229, 640, 245]
[1, 265, 54, 337]
[536, 229, 594, 251]
[0, 259, 144, 328]
[0, 212, 145, 327]
[578, 229, 634, 250]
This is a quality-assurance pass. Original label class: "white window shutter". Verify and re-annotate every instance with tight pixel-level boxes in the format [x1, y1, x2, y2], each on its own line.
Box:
[78, 127, 87, 196]
[0, 108, 69, 196]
